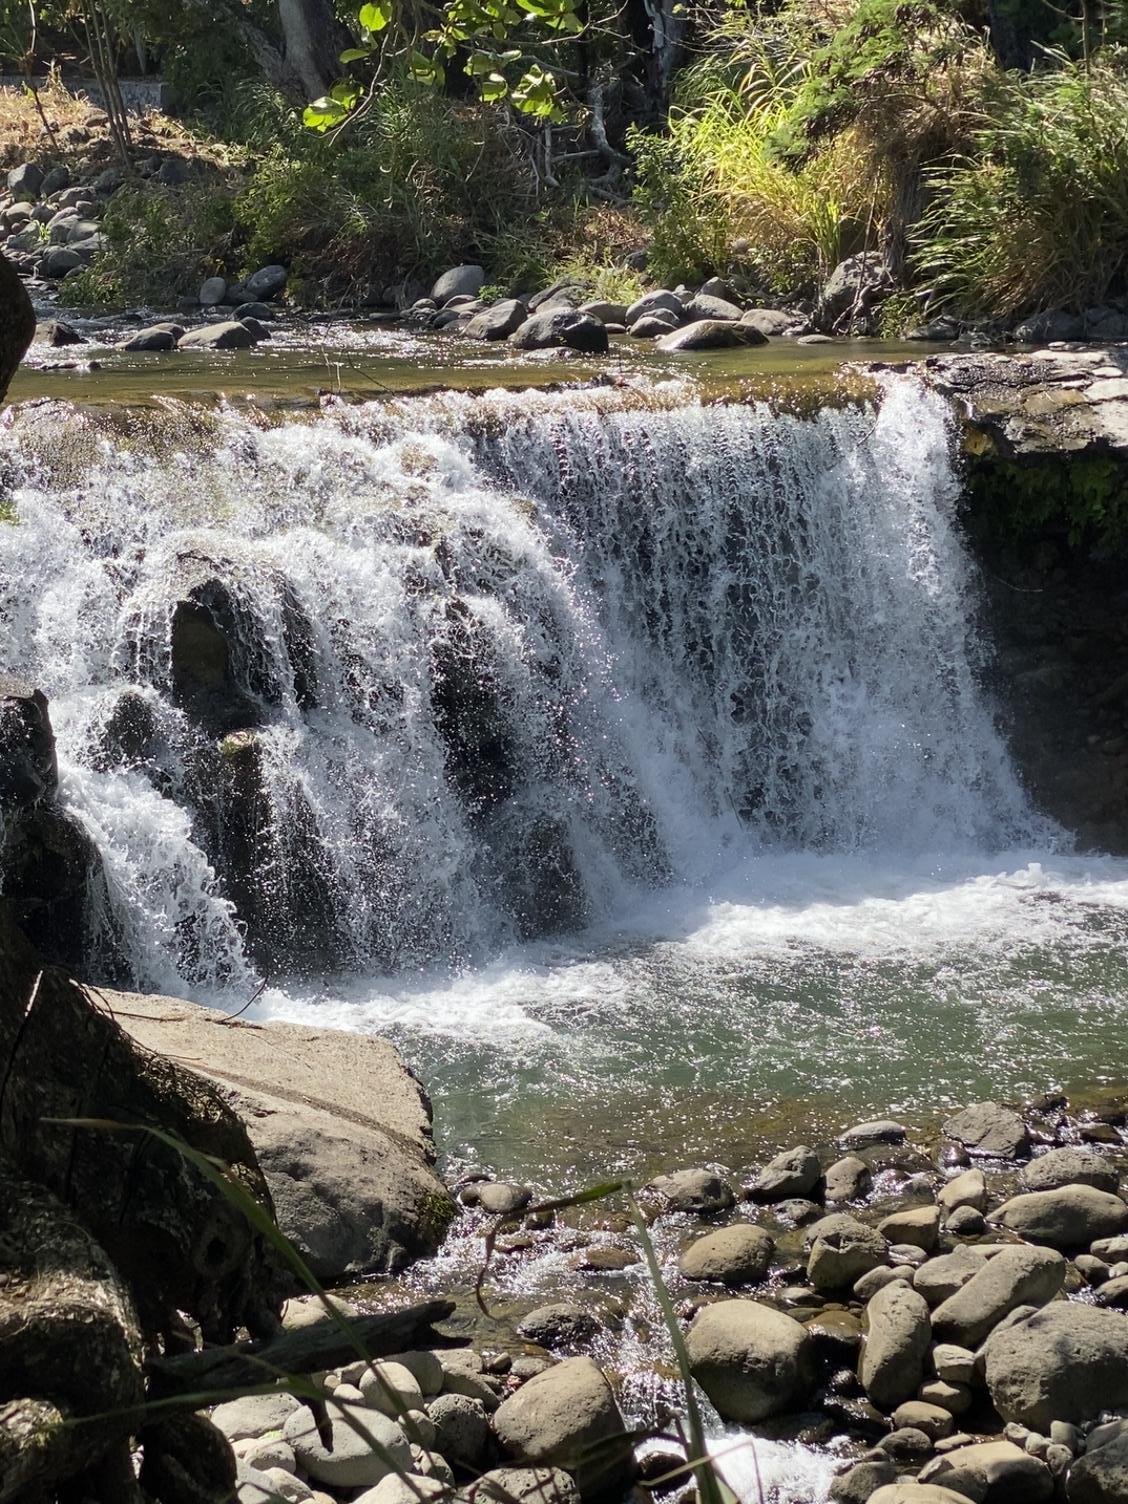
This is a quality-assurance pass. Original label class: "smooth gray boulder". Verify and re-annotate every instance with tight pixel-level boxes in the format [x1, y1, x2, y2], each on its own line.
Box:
[122, 324, 182, 352]
[879, 1206, 940, 1252]
[625, 289, 683, 325]
[1023, 1147, 1120, 1194]
[983, 1304, 1128, 1428]
[944, 1102, 1030, 1159]
[678, 1223, 774, 1284]
[931, 1245, 1065, 1346]
[431, 264, 485, 302]
[7, 162, 43, 199]
[517, 1303, 601, 1349]
[657, 319, 767, 352]
[919, 1439, 1053, 1502]
[283, 1402, 411, 1487]
[685, 1299, 814, 1422]
[749, 1145, 821, 1202]
[427, 1393, 490, 1469]
[507, 308, 608, 354]
[244, 264, 287, 300]
[913, 1246, 983, 1306]
[628, 311, 678, 338]
[464, 299, 526, 340]
[353, 1475, 446, 1504]
[113, 993, 454, 1279]
[859, 1281, 931, 1410]
[199, 276, 226, 306]
[992, 1185, 1128, 1248]
[210, 1391, 302, 1441]
[825, 1155, 872, 1203]
[740, 308, 797, 337]
[491, 1356, 634, 1501]
[807, 1213, 886, 1291]
[649, 1168, 734, 1215]
[578, 300, 628, 324]
[939, 1169, 988, 1213]
[178, 320, 259, 350]
[684, 293, 743, 321]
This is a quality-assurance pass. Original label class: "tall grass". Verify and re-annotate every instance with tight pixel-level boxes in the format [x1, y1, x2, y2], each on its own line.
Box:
[912, 51, 1128, 317]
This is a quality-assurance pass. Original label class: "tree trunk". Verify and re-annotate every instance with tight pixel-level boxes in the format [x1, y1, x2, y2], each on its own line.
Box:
[276, 0, 352, 99]
[0, 252, 34, 405]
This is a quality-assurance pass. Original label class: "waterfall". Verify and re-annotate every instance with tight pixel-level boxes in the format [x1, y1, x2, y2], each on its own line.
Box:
[0, 377, 1043, 997]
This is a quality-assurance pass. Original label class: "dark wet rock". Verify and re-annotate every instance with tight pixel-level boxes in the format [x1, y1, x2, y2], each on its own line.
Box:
[464, 300, 527, 340]
[517, 1304, 602, 1350]
[829, 1459, 897, 1503]
[508, 308, 608, 354]
[649, 1168, 735, 1215]
[931, 1245, 1065, 1346]
[42, 319, 83, 347]
[685, 1299, 814, 1423]
[992, 1185, 1128, 1248]
[748, 1145, 822, 1202]
[487, 810, 588, 940]
[656, 319, 767, 352]
[817, 252, 893, 333]
[492, 1356, 634, 1502]
[859, 1280, 931, 1410]
[944, 1102, 1030, 1159]
[199, 276, 226, 306]
[678, 1223, 774, 1284]
[983, 1303, 1128, 1428]
[1022, 1147, 1120, 1194]
[0, 674, 57, 812]
[243, 264, 287, 301]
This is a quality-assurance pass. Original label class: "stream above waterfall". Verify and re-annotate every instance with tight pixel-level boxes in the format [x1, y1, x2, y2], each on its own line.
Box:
[4, 365, 1128, 1194]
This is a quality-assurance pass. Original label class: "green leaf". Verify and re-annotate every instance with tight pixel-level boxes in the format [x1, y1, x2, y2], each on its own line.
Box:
[478, 71, 509, 100]
[339, 46, 372, 61]
[302, 95, 348, 130]
[511, 63, 563, 119]
[408, 49, 445, 85]
[330, 80, 362, 108]
[358, 0, 390, 32]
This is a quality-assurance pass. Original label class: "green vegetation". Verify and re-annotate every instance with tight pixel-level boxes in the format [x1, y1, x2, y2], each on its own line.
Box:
[967, 452, 1128, 555]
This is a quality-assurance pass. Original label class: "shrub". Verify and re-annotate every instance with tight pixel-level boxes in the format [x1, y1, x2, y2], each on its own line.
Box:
[912, 52, 1128, 317]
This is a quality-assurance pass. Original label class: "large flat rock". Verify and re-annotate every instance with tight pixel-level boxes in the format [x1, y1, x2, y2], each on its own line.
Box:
[107, 991, 454, 1280]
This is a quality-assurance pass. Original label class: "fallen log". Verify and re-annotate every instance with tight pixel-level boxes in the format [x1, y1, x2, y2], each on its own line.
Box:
[147, 1299, 460, 1401]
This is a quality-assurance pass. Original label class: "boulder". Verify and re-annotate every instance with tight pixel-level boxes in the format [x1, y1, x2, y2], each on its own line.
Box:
[517, 1304, 601, 1350]
[649, 1168, 734, 1215]
[868, 1489, 972, 1504]
[817, 252, 894, 332]
[353, 1475, 447, 1504]
[684, 293, 743, 322]
[491, 1356, 634, 1501]
[932, 1344, 976, 1385]
[982, 1304, 1128, 1428]
[8, 162, 44, 198]
[807, 1213, 886, 1291]
[879, 1206, 940, 1252]
[913, 1246, 983, 1306]
[464, 299, 527, 340]
[199, 276, 227, 306]
[113, 994, 455, 1280]
[859, 1281, 931, 1410]
[122, 325, 180, 352]
[931, 1245, 1065, 1346]
[427, 1393, 490, 1469]
[1067, 1424, 1128, 1504]
[740, 308, 797, 337]
[685, 1299, 814, 1423]
[656, 319, 767, 351]
[1013, 309, 1085, 343]
[918, 1439, 1053, 1502]
[244, 264, 288, 301]
[0, 674, 58, 812]
[829, 1460, 897, 1503]
[283, 1402, 411, 1488]
[178, 320, 260, 350]
[625, 289, 683, 325]
[939, 1169, 988, 1214]
[473, 1467, 580, 1504]
[359, 1361, 424, 1417]
[234, 302, 275, 321]
[892, 1401, 954, 1440]
[1022, 1149, 1120, 1195]
[678, 1223, 774, 1284]
[431, 264, 485, 302]
[577, 300, 628, 325]
[629, 312, 679, 338]
[42, 319, 83, 347]
[748, 1145, 822, 1202]
[507, 308, 608, 354]
[477, 1181, 532, 1215]
[825, 1156, 872, 1203]
[992, 1186, 1128, 1248]
[1095, 1275, 1128, 1307]
[42, 246, 82, 278]
[943, 1102, 1030, 1159]
[210, 1392, 302, 1442]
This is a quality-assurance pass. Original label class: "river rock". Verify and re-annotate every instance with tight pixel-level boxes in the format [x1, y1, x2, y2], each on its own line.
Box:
[211, 1391, 302, 1441]
[427, 1393, 490, 1468]
[464, 300, 526, 340]
[473, 1467, 579, 1504]
[122, 325, 180, 352]
[931, 1245, 1065, 1346]
[478, 1182, 533, 1215]
[244, 264, 287, 300]
[939, 1169, 988, 1213]
[359, 1361, 424, 1417]
[1068, 1424, 1128, 1504]
[685, 1299, 814, 1422]
[491, 1356, 633, 1501]
[880, 1206, 940, 1251]
[893, 1401, 954, 1439]
[932, 1343, 976, 1385]
[944, 1102, 1030, 1159]
[829, 1459, 897, 1503]
[807, 1213, 886, 1291]
[867, 1489, 971, 1504]
[919, 1440, 1053, 1501]
[199, 276, 226, 306]
[0, 674, 58, 812]
[983, 1303, 1128, 1427]
[1092, 1235, 1128, 1260]
[352, 1475, 446, 1504]
[283, 1402, 411, 1487]
[178, 320, 259, 350]
[684, 293, 743, 321]
[578, 300, 628, 325]
[517, 1303, 601, 1349]
[678, 1223, 774, 1284]
[741, 308, 797, 337]
[856, 1266, 911, 1299]
[625, 289, 683, 325]
[749, 1145, 822, 1201]
[1022, 1148, 1120, 1195]
[992, 1185, 1128, 1248]
[859, 1281, 931, 1409]
[431, 264, 485, 302]
[508, 308, 608, 354]
[8, 162, 43, 198]
[946, 1205, 986, 1236]
[42, 246, 82, 277]
[113, 994, 454, 1279]
[649, 1168, 735, 1214]
[657, 319, 766, 351]
[841, 1120, 907, 1148]
[629, 311, 678, 337]
[913, 1246, 983, 1305]
[825, 1156, 872, 1203]
[1095, 1274, 1128, 1306]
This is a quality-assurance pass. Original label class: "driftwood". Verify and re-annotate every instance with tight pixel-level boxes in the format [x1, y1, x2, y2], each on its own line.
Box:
[147, 1300, 460, 1401]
